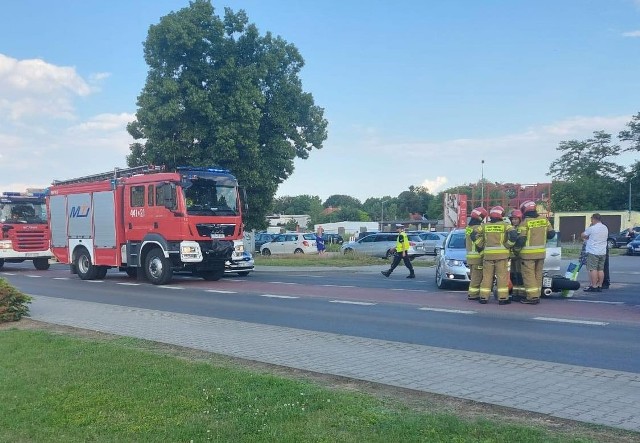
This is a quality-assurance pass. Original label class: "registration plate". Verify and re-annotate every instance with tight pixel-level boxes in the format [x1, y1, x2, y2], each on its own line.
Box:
[210, 233, 225, 239]
[542, 276, 552, 287]
[236, 262, 250, 267]
[25, 253, 39, 258]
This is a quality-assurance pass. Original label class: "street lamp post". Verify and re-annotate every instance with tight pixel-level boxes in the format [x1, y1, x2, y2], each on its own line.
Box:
[381, 199, 389, 230]
[481, 160, 485, 208]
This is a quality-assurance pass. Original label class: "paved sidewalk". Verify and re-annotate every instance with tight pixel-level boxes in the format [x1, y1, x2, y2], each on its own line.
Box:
[28, 295, 640, 433]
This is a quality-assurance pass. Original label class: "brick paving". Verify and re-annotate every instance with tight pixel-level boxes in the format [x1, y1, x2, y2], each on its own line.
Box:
[28, 294, 640, 433]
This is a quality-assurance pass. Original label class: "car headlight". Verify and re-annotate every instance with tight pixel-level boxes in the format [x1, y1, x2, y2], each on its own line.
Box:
[445, 259, 464, 267]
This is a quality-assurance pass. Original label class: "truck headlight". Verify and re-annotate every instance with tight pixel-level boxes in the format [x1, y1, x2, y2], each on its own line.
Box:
[0, 240, 12, 250]
[180, 241, 202, 262]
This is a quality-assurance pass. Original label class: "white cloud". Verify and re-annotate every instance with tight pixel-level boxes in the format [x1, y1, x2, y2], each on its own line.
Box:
[0, 53, 92, 120]
[421, 176, 448, 194]
[622, 30, 640, 37]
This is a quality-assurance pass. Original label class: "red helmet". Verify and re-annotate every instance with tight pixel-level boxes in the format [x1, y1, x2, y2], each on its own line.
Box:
[509, 209, 523, 219]
[520, 200, 536, 213]
[489, 206, 505, 219]
[470, 207, 488, 220]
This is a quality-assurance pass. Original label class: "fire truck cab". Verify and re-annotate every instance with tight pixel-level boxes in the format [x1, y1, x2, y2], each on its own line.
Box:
[48, 165, 245, 285]
[0, 191, 53, 270]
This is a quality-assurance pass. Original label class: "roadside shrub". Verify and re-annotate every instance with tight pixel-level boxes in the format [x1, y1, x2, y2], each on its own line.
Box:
[0, 277, 31, 322]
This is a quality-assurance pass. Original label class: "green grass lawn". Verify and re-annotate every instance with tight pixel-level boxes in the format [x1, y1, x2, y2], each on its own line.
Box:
[254, 252, 436, 267]
[1, 328, 625, 442]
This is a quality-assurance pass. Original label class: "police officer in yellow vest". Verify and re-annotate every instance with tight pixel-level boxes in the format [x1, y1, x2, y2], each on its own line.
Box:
[381, 224, 415, 278]
[471, 205, 517, 304]
[465, 207, 487, 300]
[515, 200, 555, 304]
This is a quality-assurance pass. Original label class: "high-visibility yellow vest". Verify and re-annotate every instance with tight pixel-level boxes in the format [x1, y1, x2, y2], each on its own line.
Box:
[477, 221, 514, 260]
[396, 231, 410, 253]
[520, 216, 552, 259]
[465, 225, 483, 265]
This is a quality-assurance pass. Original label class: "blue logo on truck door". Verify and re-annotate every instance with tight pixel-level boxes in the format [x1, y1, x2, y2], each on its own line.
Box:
[69, 205, 90, 218]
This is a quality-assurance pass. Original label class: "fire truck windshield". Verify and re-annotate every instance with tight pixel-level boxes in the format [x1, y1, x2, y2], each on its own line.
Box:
[0, 202, 47, 224]
[182, 178, 238, 216]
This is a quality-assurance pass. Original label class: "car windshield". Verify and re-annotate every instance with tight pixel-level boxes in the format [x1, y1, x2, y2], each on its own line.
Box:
[182, 177, 238, 216]
[448, 233, 466, 249]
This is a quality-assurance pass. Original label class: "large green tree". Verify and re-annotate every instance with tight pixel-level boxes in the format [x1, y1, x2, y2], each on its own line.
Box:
[126, 1, 327, 229]
[548, 131, 628, 211]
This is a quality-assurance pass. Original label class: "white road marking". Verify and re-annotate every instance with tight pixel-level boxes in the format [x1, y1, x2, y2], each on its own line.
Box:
[25, 275, 42, 278]
[158, 286, 185, 290]
[268, 281, 299, 285]
[260, 294, 299, 299]
[0, 272, 16, 275]
[533, 317, 609, 326]
[322, 284, 356, 288]
[117, 282, 141, 286]
[53, 277, 70, 280]
[329, 300, 376, 306]
[419, 307, 476, 314]
[567, 300, 624, 305]
[392, 288, 429, 292]
[206, 289, 237, 294]
[83, 280, 103, 283]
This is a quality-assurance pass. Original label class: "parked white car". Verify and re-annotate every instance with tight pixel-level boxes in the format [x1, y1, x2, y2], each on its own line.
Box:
[260, 233, 317, 255]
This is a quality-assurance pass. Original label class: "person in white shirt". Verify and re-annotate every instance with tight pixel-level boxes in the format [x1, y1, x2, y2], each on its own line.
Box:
[581, 213, 609, 292]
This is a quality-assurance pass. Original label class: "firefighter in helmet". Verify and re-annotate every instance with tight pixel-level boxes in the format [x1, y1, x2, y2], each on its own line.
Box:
[465, 207, 487, 300]
[515, 200, 555, 304]
[508, 209, 525, 298]
[471, 205, 517, 304]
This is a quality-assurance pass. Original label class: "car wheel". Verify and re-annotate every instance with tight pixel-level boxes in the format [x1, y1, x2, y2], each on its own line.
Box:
[262, 248, 271, 256]
[237, 271, 251, 277]
[385, 249, 394, 259]
[435, 264, 449, 289]
[343, 248, 353, 255]
[434, 247, 441, 256]
[607, 239, 616, 249]
[294, 248, 304, 254]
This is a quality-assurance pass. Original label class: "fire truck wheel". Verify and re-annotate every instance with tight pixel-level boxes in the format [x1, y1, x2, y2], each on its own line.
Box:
[76, 248, 98, 280]
[33, 258, 50, 271]
[144, 248, 173, 285]
[95, 266, 108, 279]
[200, 269, 224, 281]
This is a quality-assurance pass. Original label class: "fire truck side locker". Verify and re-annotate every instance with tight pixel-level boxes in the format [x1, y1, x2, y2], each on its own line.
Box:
[49, 191, 118, 277]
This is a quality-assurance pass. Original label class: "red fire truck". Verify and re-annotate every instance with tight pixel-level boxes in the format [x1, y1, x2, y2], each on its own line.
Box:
[0, 191, 52, 271]
[47, 165, 246, 284]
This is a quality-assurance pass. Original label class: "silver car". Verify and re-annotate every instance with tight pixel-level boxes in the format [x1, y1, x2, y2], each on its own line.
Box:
[435, 229, 469, 289]
[412, 231, 448, 255]
[225, 240, 254, 276]
[341, 232, 425, 259]
[434, 228, 563, 291]
[260, 232, 317, 255]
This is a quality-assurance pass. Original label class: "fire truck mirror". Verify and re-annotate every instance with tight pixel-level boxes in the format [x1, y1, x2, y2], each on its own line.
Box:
[159, 183, 177, 211]
[240, 187, 249, 216]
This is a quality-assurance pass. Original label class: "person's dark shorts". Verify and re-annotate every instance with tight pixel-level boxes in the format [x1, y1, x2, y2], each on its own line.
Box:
[586, 253, 606, 271]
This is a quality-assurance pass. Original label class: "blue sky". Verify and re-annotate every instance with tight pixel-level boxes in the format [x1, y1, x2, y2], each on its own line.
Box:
[1, 0, 639, 202]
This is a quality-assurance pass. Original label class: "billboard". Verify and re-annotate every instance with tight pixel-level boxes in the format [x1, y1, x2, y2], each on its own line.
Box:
[444, 193, 468, 229]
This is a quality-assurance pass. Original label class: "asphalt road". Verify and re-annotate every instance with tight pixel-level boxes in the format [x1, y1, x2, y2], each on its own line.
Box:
[2, 256, 639, 373]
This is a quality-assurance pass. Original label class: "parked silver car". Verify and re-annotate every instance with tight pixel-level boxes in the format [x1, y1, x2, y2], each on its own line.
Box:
[340, 232, 425, 259]
[412, 231, 448, 255]
[260, 232, 317, 255]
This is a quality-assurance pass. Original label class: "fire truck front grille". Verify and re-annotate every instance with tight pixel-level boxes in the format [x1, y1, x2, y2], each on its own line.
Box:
[14, 230, 49, 251]
[196, 223, 236, 239]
